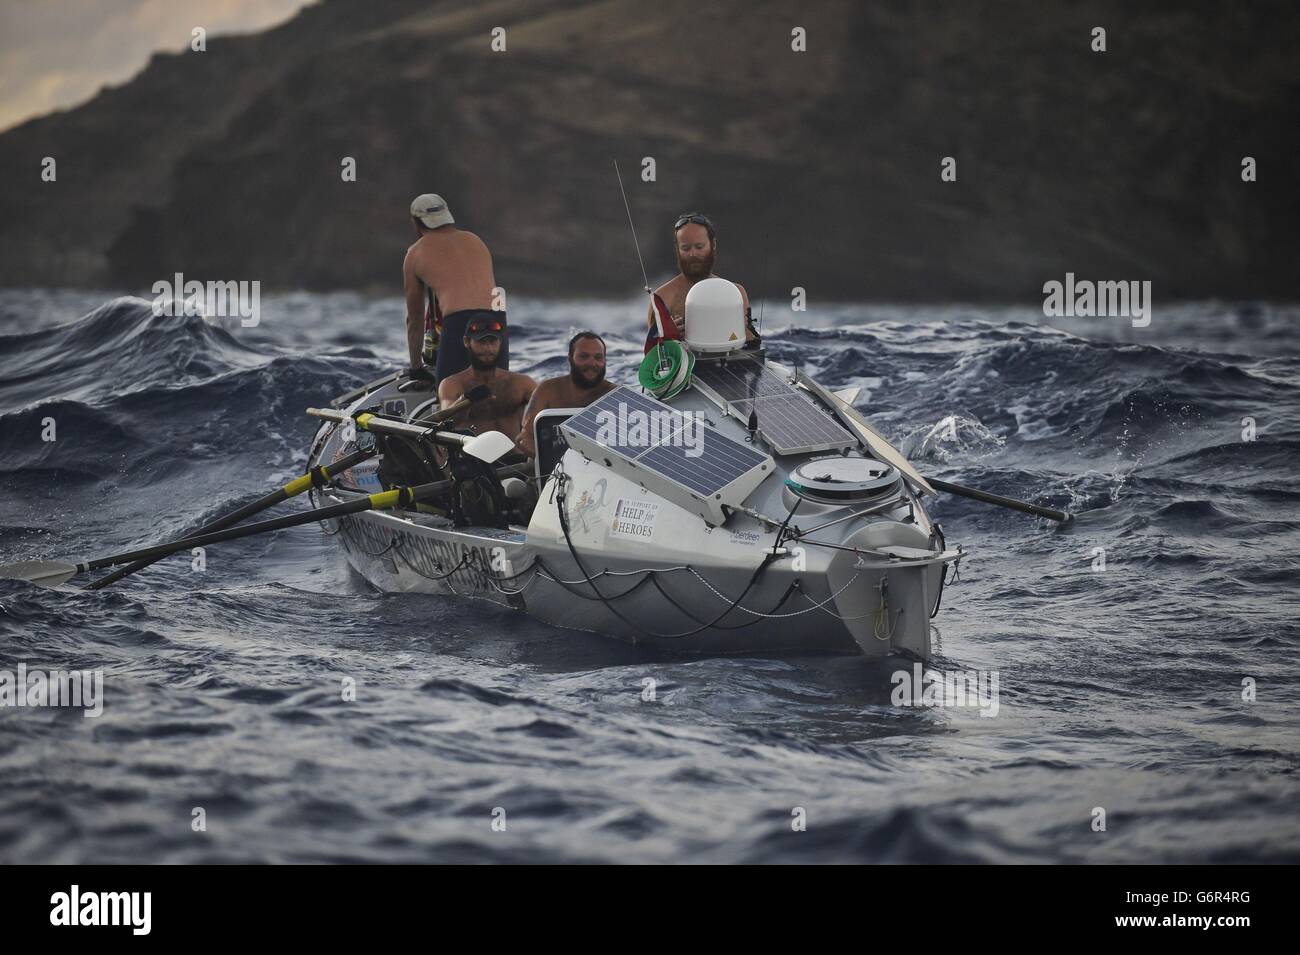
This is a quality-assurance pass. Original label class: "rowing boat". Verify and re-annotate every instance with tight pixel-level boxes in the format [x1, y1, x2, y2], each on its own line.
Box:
[306, 282, 964, 659]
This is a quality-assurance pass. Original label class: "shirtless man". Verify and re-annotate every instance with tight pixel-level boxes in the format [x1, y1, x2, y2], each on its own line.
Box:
[437, 316, 536, 447]
[646, 212, 759, 346]
[403, 193, 509, 387]
[517, 331, 616, 459]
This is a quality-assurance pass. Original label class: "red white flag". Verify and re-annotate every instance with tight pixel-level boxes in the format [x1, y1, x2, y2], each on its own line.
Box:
[644, 292, 682, 354]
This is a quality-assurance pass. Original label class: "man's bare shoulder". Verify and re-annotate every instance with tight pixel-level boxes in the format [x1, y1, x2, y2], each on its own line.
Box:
[439, 369, 471, 398]
[406, 236, 438, 273]
[510, 371, 538, 397]
[532, 376, 564, 401]
[450, 229, 490, 252]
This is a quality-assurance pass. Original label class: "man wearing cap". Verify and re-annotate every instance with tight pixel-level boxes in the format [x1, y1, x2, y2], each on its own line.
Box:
[516, 331, 616, 459]
[403, 194, 510, 387]
[437, 315, 537, 449]
[646, 212, 760, 346]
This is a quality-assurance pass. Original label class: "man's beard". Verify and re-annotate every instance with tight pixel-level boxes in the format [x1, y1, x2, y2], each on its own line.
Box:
[468, 349, 498, 371]
[678, 248, 714, 278]
[570, 363, 605, 389]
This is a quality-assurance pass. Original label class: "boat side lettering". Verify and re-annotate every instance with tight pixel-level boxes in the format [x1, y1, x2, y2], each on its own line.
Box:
[609, 499, 659, 540]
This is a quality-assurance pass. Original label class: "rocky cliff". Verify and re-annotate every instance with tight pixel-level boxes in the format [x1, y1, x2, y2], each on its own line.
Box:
[1, 0, 1296, 300]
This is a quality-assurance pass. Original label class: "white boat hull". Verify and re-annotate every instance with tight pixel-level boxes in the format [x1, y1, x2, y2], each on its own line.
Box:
[309, 366, 961, 660]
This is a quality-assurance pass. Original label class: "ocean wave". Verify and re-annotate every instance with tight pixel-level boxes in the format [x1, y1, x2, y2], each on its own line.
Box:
[2, 293, 1298, 864]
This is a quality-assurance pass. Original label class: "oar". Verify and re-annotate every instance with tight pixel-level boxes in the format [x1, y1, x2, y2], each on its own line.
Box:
[926, 477, 1072, 523]
[85, 446, 377, 591]
[305, 408, 518, 463]
[87, 385, 491, 591]
[2, 425, 521, 589]
[2, 481, 454, 589]
[796, 371, 1073, 523]
[419, 383, 490, 423]
[6, 458, 533, 589]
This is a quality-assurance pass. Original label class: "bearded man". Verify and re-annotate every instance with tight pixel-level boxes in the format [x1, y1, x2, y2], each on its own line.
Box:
[645, 212, 758, 345]
[436, 315, 537, 445]
[516, 331, 616, 459]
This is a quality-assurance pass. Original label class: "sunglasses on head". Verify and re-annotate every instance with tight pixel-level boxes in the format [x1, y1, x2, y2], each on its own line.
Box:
[673, 212, 715, 236]
[469, 319, 503, 335]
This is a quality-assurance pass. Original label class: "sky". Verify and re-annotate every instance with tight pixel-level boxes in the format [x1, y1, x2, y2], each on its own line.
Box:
[0, 0, 313, 133]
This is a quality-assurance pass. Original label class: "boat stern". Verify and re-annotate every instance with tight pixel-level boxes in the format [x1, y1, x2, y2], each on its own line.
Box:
[826, 521, 960, 660]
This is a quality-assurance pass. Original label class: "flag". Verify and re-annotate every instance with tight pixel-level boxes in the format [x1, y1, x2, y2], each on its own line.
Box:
[643, 292, 682, 354]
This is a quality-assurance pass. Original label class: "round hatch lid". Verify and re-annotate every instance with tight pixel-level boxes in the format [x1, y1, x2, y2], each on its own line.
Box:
[786, 456, 902, 503]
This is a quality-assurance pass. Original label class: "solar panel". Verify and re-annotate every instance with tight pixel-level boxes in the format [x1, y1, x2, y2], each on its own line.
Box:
[691, 357, 856, 455]
[690, 357, 793, 401]
[559, 386, 773, 525]
[563, 387, 694, 444]
[731, 393, 856, 455]
[635, 427, 770, 497]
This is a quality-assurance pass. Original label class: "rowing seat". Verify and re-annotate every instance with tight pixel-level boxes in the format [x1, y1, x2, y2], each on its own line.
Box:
[532, 408, 581, 486]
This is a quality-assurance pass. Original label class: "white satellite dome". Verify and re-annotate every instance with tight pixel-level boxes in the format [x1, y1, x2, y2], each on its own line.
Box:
[684, 278, 745, 354]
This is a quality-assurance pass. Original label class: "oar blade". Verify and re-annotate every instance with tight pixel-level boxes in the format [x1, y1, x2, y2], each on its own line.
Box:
[463, 430, 518, 464]
[0, 560, 80, 588]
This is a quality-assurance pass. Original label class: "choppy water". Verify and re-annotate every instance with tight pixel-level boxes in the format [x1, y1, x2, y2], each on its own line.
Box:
[1, 290, 1297, 863]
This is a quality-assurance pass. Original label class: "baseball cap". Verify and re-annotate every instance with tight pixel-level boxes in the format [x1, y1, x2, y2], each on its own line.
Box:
[410, 193, 455, 229]
[466, 315, 505, 340]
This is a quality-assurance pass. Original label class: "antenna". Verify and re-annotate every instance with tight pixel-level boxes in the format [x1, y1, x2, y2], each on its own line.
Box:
[614, 160, 650, 294]
[615, 160, 669, 374]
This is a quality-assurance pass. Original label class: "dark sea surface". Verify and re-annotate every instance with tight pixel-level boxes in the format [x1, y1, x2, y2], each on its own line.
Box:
[1, 290, 1297, 863]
